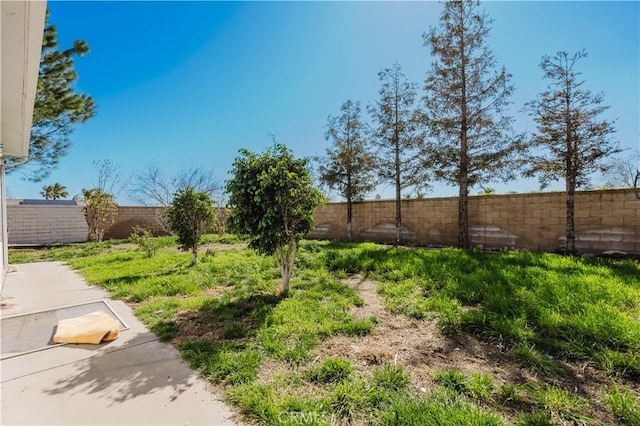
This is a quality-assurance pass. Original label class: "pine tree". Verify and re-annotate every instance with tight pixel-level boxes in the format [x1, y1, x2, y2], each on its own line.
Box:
[524, 50, 619, 253]
[11, 12, 95, 182]
[369, 62, 424, 245]
[423, 0, 521, 248]
[319, 100, 376, 241]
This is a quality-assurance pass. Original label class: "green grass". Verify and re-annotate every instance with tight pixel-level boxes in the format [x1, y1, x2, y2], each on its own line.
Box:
[605, 385, 640, 425]
[378, 390, 502, 426]
[8, 238, 131, 263]
[306, 358, 354, 384]
[320, 242, 640, 378]
[9, 237, 639, 425]
[434, 369, 494, 402]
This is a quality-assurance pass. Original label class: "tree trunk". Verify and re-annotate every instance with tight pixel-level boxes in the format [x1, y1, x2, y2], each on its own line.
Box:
[566, 176, 576, 253]
[394, 91, 402, 246]
[564, 80, 575, 253]
[276, 239, 297, 295]
[192, 246, 198, 265]
[346, 198, 352, 242]
[458, 21, 470, 250]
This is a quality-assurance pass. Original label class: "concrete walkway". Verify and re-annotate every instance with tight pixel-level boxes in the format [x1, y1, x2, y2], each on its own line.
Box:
[1, 262, 236, 425]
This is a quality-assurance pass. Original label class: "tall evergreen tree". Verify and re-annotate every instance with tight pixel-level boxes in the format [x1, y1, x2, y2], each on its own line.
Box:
[319, 100, 376, 241]
[10, 12, 96, 182]
[524, 50, 619, 253]
[368, 62, 424, 245]
[423, 0, 521, 249]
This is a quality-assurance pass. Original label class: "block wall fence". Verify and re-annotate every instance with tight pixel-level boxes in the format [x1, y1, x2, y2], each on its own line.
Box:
[6, 188, 640, 254]
[310, 188, 640, 254]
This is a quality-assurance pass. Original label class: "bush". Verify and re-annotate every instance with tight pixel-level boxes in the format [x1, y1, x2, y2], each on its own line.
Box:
[129, 226, 162, 257]
[167, 187, 215, 265]
[82, 188, 118, 242]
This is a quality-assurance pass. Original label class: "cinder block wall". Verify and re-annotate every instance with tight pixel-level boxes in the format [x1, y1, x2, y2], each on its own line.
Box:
[310, 188, 640, 254]
[104, 206, 167, 239]
[6, 189, 639, 254]
[7, 202, 88, 245]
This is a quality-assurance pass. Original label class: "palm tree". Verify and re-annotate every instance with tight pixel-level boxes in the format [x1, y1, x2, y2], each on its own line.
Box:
[41, 183, 69, 200]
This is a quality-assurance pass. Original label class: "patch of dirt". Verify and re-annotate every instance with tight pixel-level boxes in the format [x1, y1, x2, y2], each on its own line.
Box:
[310, 275, 631, 425]
[108, 243, 138, 251]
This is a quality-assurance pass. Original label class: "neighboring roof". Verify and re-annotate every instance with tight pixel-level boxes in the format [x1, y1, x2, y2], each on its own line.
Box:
[20, 199, 79, 206]
[1, 1, 47, 159]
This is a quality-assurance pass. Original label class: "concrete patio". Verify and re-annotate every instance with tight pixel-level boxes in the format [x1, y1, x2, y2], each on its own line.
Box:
[1, 262, 236, 425]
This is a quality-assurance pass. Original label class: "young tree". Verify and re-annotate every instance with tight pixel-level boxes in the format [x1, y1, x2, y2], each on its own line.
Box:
[226, 144, 323, 294]
[319, 100, 376, 241]
[423, 0, 522, 249]
[40, 183, 69, 200]
[10, 12, 95, 182]
[129, 164, 222, 234]
[166, 187, 215, 265]
[524, 50, 619, 252]
[82, 188, 118, 242]
[369, 62, 424, 245]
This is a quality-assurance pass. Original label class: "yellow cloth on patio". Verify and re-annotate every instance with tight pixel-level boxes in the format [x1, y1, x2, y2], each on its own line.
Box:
[53, 310, 119, 344]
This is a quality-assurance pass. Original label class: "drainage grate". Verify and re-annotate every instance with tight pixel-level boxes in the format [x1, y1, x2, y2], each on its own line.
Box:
[0, 300, 128, 359]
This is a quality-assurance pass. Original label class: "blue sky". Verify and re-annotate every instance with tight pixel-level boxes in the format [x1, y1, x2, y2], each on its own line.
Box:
[7, 1, 639, 203]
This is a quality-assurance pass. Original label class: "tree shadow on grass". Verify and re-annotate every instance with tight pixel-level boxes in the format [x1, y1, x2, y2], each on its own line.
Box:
[152, 293, 284, 344]
[43, 331, 196, 405]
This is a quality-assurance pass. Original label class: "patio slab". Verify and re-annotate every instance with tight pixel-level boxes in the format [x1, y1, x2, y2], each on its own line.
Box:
[1, 262, 236, 425]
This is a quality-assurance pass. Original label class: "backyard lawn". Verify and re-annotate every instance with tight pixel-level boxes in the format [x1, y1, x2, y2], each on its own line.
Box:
[10, 237, 640, 425]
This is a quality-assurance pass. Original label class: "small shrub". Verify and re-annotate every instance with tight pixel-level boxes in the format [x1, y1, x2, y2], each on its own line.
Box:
[372, 363, 411, 392]
[83, 188, 118, 242]
[129, 226, 162, 257]
[307, 358, 354, 384]
[167, 187, 215, 265]
[605, 385, 640, 425]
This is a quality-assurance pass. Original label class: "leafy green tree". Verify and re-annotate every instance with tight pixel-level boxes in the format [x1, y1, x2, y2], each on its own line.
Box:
[319, 100, 376, 241]
[82, 188, 118, 242]
[369, 62, 424, 245]
[10, 12, 95, 181]
[167, 187, 215, 265]
[422, 0, 522, 249]
[524, 50, 619, 252]
[226, 144, 323, 294]
[40, 183, 68, 200]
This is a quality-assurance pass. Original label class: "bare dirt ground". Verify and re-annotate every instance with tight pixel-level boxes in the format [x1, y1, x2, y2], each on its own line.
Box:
[311, 275, 627, 424]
